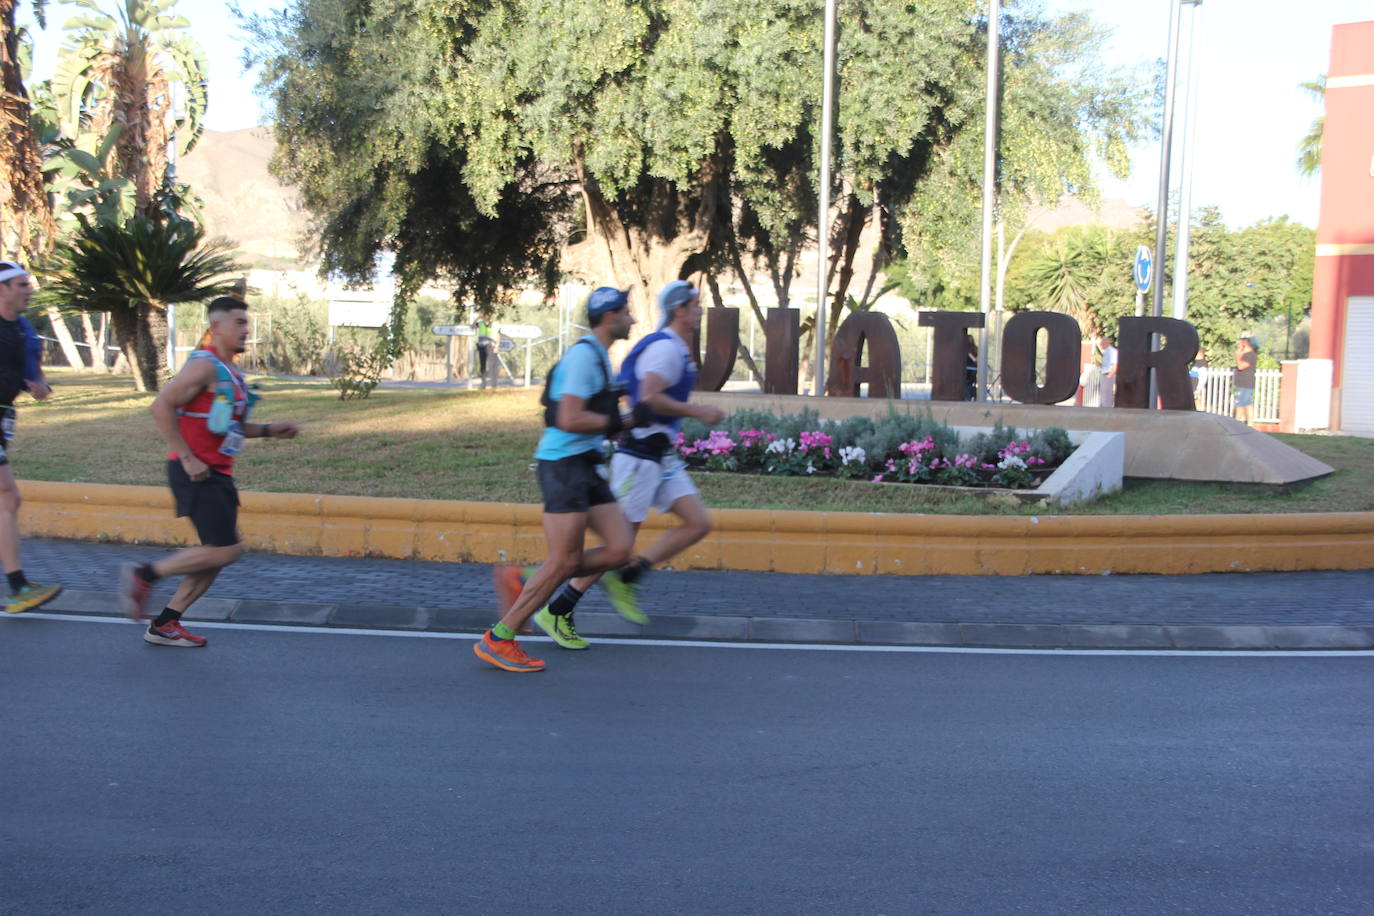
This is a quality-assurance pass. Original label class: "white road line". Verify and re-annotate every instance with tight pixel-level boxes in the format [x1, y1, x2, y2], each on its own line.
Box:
[7, 612, 1374, 658]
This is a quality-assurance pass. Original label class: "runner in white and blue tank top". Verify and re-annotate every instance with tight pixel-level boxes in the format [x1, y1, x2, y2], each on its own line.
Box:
[532, 281, 728, 650]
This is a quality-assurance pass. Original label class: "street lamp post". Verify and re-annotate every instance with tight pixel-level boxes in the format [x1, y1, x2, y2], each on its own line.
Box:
[1150, 0, 1202, 407]
[1172, 0, 1204, 323]
[975, 0, 1001, 403]
[814, 0, 838, 398]
[1152, 0, 1184, 323]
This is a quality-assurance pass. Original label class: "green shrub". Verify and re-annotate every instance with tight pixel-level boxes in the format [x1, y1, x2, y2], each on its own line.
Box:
[1028, 427, 1073, 465]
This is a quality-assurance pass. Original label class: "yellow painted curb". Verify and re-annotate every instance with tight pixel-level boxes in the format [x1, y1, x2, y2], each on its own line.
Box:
[19, 480, 1374, 576]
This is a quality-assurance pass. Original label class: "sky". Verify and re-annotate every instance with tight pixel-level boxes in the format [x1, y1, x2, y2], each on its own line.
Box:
[18, 0, 1371, 230]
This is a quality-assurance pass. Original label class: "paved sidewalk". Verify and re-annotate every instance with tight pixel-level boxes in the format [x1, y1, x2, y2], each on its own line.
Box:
[13, 537, 1374, 649]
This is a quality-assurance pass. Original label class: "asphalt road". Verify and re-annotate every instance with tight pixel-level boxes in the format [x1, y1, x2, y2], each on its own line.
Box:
[2, 616, 1371, 915]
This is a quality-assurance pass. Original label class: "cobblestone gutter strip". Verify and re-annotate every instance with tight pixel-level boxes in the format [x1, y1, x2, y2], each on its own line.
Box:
[19, 481, 1374, 576]
[38, 589, 1374, 650]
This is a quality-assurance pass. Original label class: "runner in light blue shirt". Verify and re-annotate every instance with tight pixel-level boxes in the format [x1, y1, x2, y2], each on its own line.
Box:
[534, 333, 616, 461]
[476, 286, 642, 673]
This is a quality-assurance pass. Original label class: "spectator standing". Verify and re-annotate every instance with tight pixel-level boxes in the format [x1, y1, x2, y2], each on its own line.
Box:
[1096, 335, 1118, 408]
[1234, 333, 1258, 425]
[475, 318, 496, 389]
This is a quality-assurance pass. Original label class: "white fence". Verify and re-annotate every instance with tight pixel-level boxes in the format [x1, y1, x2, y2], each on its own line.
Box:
[1195, 367, 1280, 424]
[1077, 367, 1280, 423]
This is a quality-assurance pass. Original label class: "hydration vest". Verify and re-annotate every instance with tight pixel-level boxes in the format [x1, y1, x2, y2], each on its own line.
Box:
[176, 349, 257, 434]
[540, 337, 621, 427]
[616, 330, 697, 433]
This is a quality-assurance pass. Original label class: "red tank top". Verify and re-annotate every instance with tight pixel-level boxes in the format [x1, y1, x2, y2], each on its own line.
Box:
[171, 349, 248, 474]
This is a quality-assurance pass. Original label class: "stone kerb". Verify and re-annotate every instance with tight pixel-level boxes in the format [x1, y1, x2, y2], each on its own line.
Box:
[17, 480, 1374, 576]
[692, 392, 1333, 486]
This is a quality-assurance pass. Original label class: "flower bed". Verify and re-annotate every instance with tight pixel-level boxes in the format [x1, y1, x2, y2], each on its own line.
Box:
[670, 408, 1075, 490]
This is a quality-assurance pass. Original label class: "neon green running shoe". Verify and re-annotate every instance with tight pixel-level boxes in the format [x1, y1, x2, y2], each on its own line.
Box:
[6, 582, 62, 614]
[602, 570, 648, 625]
[534, 606, 590, 650]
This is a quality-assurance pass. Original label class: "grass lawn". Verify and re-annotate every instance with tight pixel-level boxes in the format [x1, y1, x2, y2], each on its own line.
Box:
[15, 370, 1374, 516]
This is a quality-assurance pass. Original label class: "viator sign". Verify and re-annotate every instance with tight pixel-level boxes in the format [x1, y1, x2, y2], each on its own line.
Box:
[693, 308, 1201, 411]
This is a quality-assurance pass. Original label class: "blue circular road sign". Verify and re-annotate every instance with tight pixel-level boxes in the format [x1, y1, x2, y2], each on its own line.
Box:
[1133, 245, 1153, 293]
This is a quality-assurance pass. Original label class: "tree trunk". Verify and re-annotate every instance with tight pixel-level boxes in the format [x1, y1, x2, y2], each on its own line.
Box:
[80, 312, 101, 368]
[134, 302, 169, 391]
[108, 307, 144, 391]
[96, 312, 113, 371]
[826, 194, 868, 339]
[576, 143, 725, 337]
[40, 307, 89, 369]
[0, 0, 56, 261]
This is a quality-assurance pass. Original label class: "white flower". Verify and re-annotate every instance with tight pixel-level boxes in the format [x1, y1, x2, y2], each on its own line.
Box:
[765, 437, 796, 455]
[838, 446, 866, 465]
[806, 461, 816, 474]
[998, 455, 1027, 470]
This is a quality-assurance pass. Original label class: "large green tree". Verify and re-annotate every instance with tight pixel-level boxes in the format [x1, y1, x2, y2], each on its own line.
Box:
[250, 0, 568, 312]
[252, 0, 1149, 338]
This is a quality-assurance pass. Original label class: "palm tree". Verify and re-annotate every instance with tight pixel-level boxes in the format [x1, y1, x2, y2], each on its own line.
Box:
[1022, 230, 1122, 338]
[1, 0, 56, 260]
[52, 0, 207, 216]
[38, 212, 240, 391]
[1297, 75, 1325, 177]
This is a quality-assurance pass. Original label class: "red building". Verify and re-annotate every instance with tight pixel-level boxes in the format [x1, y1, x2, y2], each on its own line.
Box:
[1311, 20, 1374, 434]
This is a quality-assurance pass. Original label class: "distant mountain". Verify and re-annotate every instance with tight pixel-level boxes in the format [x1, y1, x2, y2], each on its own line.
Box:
[1033, 196, 1147, 232]
[176, 127, 311, 265]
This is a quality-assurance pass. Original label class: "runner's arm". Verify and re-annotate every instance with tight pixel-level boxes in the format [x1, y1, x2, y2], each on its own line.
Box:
[249, 420, 300, 439]
[20, 317, 50, 400]
[150, 358, 217, 477]
[555, 393, 620, 434]
[638, 372, 724, 424]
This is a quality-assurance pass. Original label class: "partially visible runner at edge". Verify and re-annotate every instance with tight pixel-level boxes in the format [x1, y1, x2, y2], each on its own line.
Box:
[529, 281, 727, 650]
[478, 286, 645, 672]
[0, 261, 63, 614]
[118, 297, 301, 647]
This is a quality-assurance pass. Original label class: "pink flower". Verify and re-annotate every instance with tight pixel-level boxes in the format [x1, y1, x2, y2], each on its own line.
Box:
[696, 430, 736, 457]
[798, 431, 833, 454]
[872, 474, 885, 483]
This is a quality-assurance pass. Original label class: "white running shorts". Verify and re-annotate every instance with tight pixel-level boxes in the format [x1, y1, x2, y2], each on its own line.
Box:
[610, 451, 698, 523]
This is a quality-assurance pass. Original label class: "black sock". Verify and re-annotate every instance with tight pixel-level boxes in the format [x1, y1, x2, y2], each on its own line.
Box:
[618, 557, 651, 586]
[548, 583, 585, 617]
[7, 570, 29, 593]
[135, 563, 159, 583]
[152, 607, 182, 628]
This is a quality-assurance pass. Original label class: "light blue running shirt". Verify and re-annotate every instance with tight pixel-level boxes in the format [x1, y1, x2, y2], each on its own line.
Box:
[534, 335, 614, 461]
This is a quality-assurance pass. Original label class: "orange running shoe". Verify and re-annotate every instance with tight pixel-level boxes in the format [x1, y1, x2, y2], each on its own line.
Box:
[473, 631, 546, 672]
[493, 565, 528, 614]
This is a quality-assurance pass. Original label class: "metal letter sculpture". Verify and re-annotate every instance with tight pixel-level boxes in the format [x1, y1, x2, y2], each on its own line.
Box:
[764, 308, 801, 395]
[695, 308, 740, 391]
[1116, 317, 1199, 410]
[1000, 311, 1081, 405]
[826, 311, 903, 398]
[917, 311, 986, 401]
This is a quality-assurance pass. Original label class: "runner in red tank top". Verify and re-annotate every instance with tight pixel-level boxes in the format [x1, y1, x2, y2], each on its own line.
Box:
[172, 350, 248, 475]
[118, 297, 302, 647]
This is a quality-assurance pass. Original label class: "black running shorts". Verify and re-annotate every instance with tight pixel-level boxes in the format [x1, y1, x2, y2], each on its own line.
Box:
[167, 458, 240, 547]
[537, 452, 616, 514]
